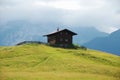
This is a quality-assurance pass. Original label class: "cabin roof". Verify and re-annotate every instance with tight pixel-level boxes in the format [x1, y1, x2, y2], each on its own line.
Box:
[44, 29, 77, 36]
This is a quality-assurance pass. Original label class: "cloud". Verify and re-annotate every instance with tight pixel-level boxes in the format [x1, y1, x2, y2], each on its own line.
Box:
[0, 0, 120, 33]
[34, 1, 81, 10]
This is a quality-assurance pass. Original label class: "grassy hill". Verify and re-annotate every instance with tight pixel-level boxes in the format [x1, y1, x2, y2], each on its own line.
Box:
[0, 44, 120, 80]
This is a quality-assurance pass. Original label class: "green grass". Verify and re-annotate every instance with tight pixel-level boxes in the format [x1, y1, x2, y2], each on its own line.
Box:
[0, 43, 120, 80]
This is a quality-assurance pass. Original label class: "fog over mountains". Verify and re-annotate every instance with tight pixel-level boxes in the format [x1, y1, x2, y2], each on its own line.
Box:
[0, 20, 108, 46]
[71, 27, 108, 45]
[0, 20, 119, 55]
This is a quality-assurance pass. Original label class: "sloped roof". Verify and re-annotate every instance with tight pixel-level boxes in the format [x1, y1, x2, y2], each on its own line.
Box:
[44, 29, 77, 36]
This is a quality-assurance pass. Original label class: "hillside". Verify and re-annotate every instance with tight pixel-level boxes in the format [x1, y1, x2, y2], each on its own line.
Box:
[84, 29, 120, 55]
[0, 44, 120, 80]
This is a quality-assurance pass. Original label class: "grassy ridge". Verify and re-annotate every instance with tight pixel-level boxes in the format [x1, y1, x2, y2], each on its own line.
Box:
[0, 44, 120, 80]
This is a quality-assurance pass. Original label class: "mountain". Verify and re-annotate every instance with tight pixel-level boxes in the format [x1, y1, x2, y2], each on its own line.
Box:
[0, 44, 120, 80]
[70, 27, 108, 44]
[0, 20, 108, 46]
[84, 29, 120, 55]
[0, 20, 56, 46]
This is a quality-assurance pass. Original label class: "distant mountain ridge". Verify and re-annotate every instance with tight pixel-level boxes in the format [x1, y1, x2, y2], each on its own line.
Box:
[84, 29, 120, 55]
[70, 27, 108, 44]
[0, 20, 108, 46]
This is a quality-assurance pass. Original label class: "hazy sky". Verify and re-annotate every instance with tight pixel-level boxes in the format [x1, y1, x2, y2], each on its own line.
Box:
[0, 0, 120, 33]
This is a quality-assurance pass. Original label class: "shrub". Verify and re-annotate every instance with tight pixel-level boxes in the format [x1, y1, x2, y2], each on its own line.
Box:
[79, 46, 87, 50]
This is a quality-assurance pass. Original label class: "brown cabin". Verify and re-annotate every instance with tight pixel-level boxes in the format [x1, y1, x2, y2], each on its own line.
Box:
[44, 28, 77, 47]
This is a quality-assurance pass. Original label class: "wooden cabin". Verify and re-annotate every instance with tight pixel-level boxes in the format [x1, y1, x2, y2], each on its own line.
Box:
[44, 28, 77, 47]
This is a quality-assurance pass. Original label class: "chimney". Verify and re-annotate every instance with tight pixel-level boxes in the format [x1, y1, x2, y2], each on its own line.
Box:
[57, 27, 59, 31]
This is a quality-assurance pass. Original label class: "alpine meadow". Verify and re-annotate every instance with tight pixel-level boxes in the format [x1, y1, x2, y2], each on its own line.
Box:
[0, 43, 120, 80]
[0, 1, 120, 80]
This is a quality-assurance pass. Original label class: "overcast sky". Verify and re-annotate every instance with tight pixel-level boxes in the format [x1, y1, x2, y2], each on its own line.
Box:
[0, 0, 120, 33]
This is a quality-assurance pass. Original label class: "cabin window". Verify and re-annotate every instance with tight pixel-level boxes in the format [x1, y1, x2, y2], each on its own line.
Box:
[65, 39, 68, 42]
[60, 38, 63, 41]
